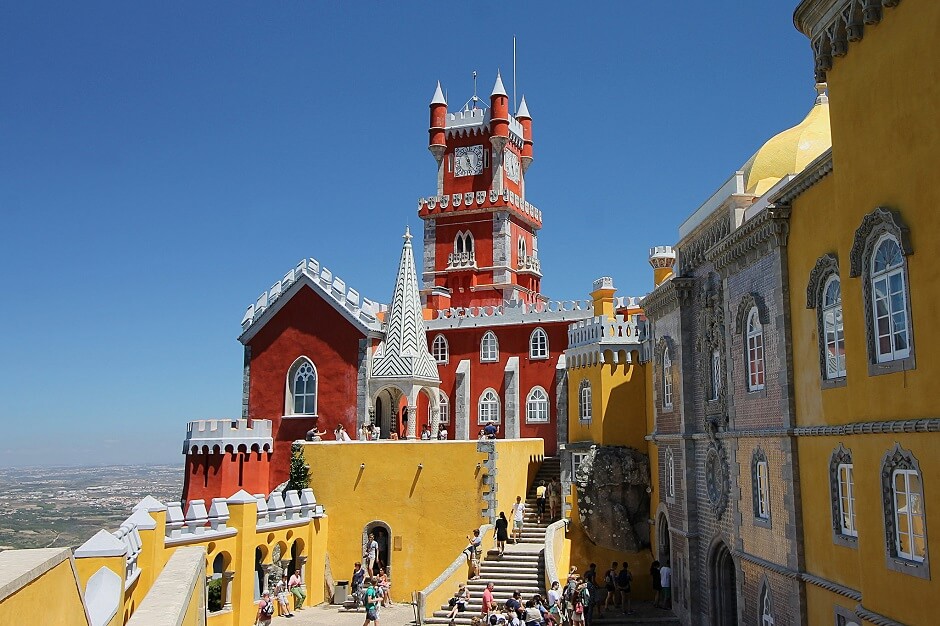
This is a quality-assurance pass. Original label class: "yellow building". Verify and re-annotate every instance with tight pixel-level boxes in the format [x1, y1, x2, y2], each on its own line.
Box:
[780, 0, 940, 624]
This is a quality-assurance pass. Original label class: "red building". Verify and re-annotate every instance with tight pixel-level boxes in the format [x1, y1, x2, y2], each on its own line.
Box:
[182, 73, 605, 501]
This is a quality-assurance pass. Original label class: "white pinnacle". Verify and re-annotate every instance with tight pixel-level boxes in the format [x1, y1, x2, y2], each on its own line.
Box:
[516, 95, 531, 119]
[491, 71, 508, 97]
[430, 81, 447, 105]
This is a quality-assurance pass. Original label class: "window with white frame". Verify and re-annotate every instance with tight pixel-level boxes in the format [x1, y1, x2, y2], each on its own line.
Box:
[578, 380, 592, 423]
[665, 448, 676, 500]
[838, 463, 857, 537]
[480, 331, 499, 362]
[430, 390, 450, 424]
[746, 308, 765, 391]
[760, 583, 774, 626]
[525, 387, 550, 423]
[454, 231, 475, 255]
[711, 349, 721, 401]
[822, 276, 846, 379]
[571, 452, 588, 478]
[529, 327, 549, 359]
[478, 389, 501, 424]
[431, 334, 449, 364]
[662, 348, 673, 409]
[287, 358, 318, 415]
[871, 235, 911, 363]
[753, 449, 770, 521]
[893, 468, 926, 562]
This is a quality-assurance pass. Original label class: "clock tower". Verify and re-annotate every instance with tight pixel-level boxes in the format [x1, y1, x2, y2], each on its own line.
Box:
[419, 72, 541, 310]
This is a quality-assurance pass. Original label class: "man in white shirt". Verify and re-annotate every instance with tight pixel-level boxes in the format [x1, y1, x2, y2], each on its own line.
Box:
[659, 562, 672, 610]
[511, 496, 526, 544]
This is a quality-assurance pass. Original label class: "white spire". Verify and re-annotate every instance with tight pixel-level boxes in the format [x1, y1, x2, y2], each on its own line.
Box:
[516, 95, 531, 119]
[370, 229, 439, 382]
[430, 81, 447, 106]
[491, 71, 508, 97]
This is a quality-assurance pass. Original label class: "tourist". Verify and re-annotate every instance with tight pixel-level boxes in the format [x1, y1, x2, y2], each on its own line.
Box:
[362, 577, 381, 626]
[494, 511, 509, 556]
[465, 528, 482, 579]
[505, 590, 523, 621]
[446, 583, 470, 625]
[477, 428, 487, 440]
[377, 567, 391, 606]
[421, 424, 432, 440]
[547, 581, 562, 623]
[523, 599, 542, 626]
[583, 563, 598, 620]
[365, 533, 379, 576]
[256, 591, 275, 625]
[535, 480, 547, 523]
[288, 570, 305, 610]
[360, 422, 372, 441]
[483, 422, 497, 439]
[335, 424, 352, 441]
[510, 496, 525, 544]
[569, 583, 586, 625]
[659, 561, 672, 610]
[371, 423, 381, 440]
[533, 593, 556, 626]
[650, 560, 662, 608]
[616, 562, 633, 615]
[274, 574, 294, 617]
[602, 562, 618, 612]
[351, 562, 365, 607]
[306, 426, 327, 442]
[437, 423, 448, 440]
[548, 477, 561, 521]
[389, 432, 399, 440]
[563, 568, 579, 620]
[481, 581, 497, 618]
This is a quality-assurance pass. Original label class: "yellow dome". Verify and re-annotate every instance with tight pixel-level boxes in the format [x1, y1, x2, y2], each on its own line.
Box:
[741, 89, 832, 196]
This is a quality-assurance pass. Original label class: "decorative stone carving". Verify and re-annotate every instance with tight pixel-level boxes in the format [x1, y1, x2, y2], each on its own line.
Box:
[573, 446, 651, 552]
[849, 207, 912, 278]
[733, 292, 769, 334]
[880, 443, 929, 577]
[828, 444, 856, 545]
[806, 254, 840, 309]
[704, 443, 730, 519]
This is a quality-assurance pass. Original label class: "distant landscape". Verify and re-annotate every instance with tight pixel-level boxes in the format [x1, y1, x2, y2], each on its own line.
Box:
[0, 464, 182, 551]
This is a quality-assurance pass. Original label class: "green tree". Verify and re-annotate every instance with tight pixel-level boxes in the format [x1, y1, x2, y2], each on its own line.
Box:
[286, 442, 309, 492]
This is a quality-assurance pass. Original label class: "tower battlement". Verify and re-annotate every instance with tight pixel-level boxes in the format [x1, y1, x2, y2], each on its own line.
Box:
[183, 418, 273, 455]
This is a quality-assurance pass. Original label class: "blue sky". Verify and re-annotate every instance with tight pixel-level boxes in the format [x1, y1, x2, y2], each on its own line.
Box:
[0, 2, 816, 467]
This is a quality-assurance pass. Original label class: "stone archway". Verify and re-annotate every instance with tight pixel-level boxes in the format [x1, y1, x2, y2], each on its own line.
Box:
[708, 539, 738, 626]
[656, 509, 671, 565]
[363, 521, 392, 576]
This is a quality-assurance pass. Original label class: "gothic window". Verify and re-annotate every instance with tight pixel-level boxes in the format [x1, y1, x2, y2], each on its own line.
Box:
[431, 390, 450, 424]
[454, 231, 475, 256]
[662, 348, 673, 409]
[711, 349, 722, 401]
[753, 449, 771, 522]
[529, 327, 549, 360]
[746, 308, 765, 391]
[829, 445, 857, 546]
[760, 581, 774, 626]
[822, 277, 846, 379]
[870, 235, 911, 363]
[518, 236, 527, 261]
[881, 444, 929, 577]
[525, 387, 549, 423]
[578, 380, 592, 423]
[478, 389, 501, 424]
[665, 448, 676, 501]
[286, 357, 317, 415]
[480, 331, 499, 362]
[431, 334, 449, 364]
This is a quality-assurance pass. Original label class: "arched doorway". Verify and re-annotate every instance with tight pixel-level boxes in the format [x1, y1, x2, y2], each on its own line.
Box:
[363, 521, 392, 576]
[709, 540, 737, 626]
[656, 512, 671, 564]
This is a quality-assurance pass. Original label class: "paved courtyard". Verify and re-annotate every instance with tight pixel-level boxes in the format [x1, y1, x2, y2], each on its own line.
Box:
[274, 603, 417, 626]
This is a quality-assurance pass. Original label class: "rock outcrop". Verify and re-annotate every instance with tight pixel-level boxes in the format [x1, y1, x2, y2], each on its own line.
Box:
[574, 446, 651, 552]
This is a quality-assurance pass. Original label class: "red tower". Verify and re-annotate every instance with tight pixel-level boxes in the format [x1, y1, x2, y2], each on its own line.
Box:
[419, 72, 541, 310]
[181, 418, 272, 504]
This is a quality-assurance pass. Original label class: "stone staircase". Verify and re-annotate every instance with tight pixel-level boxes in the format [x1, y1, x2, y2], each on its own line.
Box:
[425, 457, 561, 625]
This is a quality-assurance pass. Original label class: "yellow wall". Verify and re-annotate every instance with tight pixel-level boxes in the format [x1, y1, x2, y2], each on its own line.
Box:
[0, 552, 89, 626]
[302, 439, 543, 603]
[567, 359, 648, 448]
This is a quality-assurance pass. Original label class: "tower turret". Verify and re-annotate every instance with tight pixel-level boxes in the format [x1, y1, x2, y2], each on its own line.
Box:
[649, 246, 677, 287]
[428, 81, 447, 163]
[516, 95, 534, 173]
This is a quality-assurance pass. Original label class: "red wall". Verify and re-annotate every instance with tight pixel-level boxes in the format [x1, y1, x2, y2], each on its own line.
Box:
[246, 285, 364, 489]
[183, 450, 271, 503]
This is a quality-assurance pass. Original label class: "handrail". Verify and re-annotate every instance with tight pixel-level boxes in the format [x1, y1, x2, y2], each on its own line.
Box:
[543, 520, 568, 593]
[415, 523, 494, 625]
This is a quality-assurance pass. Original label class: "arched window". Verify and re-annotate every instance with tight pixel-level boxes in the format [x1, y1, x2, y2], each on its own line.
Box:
[746, 308, 765, 391]
[578, 380, 592, 423]
[432, 334, 449, 364]
[871, 235, 911, 363]
[287, 358, 317, 415]
[760, 582, 774, 626]
[662, 348, 673, 409]
[529, 327, 549, 360]
[480, 331, 499, 362]
[518, 236, 527, 261]
[430, 390, 450, 424]
[829, 444, 857, 546]
[822, 276, 846, 379]
[454, 231, 475, 255]
[882, 445, 927, 568]
[526, 387, 549, 423]
[478, 389, 500, 424]
[665, 448, 676, 500]
[711, 349, 722, 401]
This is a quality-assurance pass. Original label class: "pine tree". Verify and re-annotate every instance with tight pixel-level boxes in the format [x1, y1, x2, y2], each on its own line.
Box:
[286, 442, 309, 492]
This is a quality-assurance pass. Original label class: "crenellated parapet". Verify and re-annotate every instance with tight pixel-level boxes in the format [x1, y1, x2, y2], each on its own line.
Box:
[566, 313, 648, 368]
[417, 188, 542, 229]
[183, 418, 273, 455]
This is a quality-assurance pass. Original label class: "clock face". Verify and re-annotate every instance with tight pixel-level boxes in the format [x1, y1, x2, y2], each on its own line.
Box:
[504, 148, 520, 183]
[454, 145, 484, 177]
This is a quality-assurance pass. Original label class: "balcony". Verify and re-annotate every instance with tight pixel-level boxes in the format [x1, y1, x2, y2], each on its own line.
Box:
[517, 254, 541, 274]
[447, 251, 476, 269]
